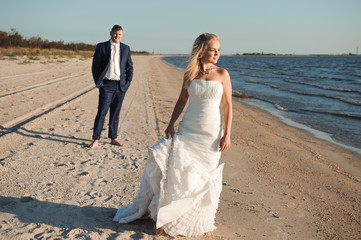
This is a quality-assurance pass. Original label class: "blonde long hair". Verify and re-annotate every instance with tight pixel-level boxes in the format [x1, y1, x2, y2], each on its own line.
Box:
[183, 33, 219, 88]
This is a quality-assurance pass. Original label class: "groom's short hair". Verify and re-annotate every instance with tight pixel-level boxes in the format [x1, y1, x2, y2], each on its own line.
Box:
[111, 25, 123, 32]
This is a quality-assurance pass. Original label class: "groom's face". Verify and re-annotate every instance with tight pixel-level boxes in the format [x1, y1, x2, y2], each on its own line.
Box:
[110, 29, 123, 44]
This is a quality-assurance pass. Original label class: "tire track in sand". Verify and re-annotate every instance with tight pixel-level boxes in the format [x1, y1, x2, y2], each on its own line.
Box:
[0, 73, 87, 98]
[0, 85, 95, 133]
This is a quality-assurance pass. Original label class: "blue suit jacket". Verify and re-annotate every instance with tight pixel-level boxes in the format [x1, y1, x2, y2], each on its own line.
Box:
[91, 40, 133, 91]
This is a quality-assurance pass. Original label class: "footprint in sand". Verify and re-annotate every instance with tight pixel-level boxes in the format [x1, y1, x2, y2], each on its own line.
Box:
[104, 195, 113, 202]
[85, 191, 102, 199]
[0, 220, 11, 233]
[76, 171, 89, 176]
[25, 142, 35, 149]
[53, 162, 67, 167]
[82, 190, 113, 203]
[92, 178, 108, 186]
[80, 159, 92, 165]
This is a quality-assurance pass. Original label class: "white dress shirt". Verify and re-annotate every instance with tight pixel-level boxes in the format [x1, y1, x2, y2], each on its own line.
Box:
[105, 40, 121, 80]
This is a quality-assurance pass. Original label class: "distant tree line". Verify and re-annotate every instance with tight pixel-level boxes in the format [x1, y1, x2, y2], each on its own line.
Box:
[0, 28, 95, 51]
[0, 29, 151, 55]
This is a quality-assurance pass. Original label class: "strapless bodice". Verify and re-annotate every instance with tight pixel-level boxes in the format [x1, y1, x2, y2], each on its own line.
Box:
[179, 80, 223, 151]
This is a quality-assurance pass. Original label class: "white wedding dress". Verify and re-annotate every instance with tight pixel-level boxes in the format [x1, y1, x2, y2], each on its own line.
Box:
[113, 80, 224, 237]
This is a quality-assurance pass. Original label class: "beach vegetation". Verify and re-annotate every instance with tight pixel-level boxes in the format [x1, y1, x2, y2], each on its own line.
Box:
[28, 56, 40, 60]
[0, 28, 95, 51]
[19, 60, 32, 64]
[0, 47, 94, 59]
[131, 50, 151, 55]
[0, 28, 151, 58]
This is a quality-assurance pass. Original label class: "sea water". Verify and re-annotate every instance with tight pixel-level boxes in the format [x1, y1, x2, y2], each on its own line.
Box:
[162, 55, 361, 155]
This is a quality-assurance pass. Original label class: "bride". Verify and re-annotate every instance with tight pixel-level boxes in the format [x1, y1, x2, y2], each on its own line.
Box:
[113, 33, 233, 237]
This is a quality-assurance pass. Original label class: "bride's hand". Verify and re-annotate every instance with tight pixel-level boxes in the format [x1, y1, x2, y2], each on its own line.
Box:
[165, 124, 175, 139]
[219, 134, 231, 152]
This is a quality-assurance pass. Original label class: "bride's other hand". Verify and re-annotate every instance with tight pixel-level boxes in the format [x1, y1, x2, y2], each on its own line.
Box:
[165, 124, 175, 139]
[219, 67, 232, 153]
[165, 88, 189, 139]
[219, 134, 231, 152]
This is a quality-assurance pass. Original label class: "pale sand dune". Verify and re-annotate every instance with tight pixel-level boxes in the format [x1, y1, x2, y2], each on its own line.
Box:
[0, 55, 360, 239]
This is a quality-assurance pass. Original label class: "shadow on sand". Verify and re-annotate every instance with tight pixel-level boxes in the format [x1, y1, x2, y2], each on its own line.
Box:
[0, 126, 90, 147]
[0, 196, 154, 239]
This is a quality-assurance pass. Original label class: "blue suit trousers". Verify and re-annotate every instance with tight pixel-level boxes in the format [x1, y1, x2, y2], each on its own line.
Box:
[92, 80, 126, 140]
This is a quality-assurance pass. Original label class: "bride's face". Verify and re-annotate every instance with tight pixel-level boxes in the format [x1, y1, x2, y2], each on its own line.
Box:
[201, 40, 220, 64]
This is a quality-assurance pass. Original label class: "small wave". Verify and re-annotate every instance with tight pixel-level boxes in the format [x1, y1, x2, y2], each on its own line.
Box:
[302, 109, 361, 119]
[304, 75, 358, 83]
[285, 79, 361, 94]
[270, 71, 288, 75]
[250, 96, 297, 113]
[334, 96, 361, 106]
[329, 76, 361, 84]
[275, 104, 288, 111]
[292, 70, 304, 75]
[348, 73, 361, 79]
[240, 72, 265, 78]
[246, 79, 361, 106]
[332, 77, 345, 81]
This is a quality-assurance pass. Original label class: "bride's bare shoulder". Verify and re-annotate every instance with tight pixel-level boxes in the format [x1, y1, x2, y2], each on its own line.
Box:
[214, 66, 229, 75]
[214, 66, 230, 82]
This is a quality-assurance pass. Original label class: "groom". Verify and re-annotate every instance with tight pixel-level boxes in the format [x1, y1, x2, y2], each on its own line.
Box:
[89, 25, 133, 149]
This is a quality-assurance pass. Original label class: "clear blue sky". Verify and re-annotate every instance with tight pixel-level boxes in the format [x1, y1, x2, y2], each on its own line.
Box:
[1, 0, 360, 54]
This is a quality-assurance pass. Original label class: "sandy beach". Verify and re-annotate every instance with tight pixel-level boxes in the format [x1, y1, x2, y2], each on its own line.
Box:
[0, 55, 360, 239]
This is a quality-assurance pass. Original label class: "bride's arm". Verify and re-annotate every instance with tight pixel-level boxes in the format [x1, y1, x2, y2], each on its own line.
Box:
[219, 70, 233, 152]
[165, 87, 189, 138]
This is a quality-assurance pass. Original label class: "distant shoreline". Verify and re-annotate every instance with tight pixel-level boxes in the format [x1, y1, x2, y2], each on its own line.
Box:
[1, 47, 360, 58]
[159, 53, 361, 57]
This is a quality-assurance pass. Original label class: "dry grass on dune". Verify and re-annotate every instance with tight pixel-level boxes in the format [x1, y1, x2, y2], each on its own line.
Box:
[0, 47, 94, 61]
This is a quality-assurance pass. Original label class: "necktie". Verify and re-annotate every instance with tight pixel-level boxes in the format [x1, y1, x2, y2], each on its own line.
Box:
[113, 44, 120, 76]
